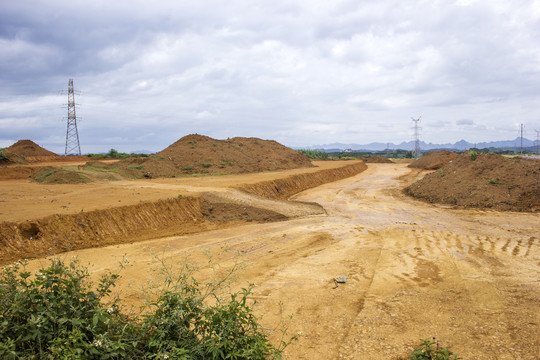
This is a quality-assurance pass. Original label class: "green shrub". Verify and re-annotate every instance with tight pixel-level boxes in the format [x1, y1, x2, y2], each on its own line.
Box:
[182, 166, 194, 171]
[469, 151, 477, 161]
[0, 148, 10, 161]
[201, 163, 212, 168]
[409, 338, 461, 360]
[0, 257, 292, 359]
[489, 178, 500, 185]
[0, 258, 129, 359]
[298, 149, 328, 160]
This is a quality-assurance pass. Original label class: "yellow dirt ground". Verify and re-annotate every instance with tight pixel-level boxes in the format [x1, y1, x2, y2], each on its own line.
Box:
[18, 164, 540, 359]
[0, 161, 350, 222]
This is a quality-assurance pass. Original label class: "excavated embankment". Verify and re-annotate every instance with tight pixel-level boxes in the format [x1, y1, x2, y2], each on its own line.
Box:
[235, 162, 367, 200]
[0, 161, 367, 264]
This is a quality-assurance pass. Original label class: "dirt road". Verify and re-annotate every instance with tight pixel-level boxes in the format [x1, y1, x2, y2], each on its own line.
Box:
[25, 164, 539, 359]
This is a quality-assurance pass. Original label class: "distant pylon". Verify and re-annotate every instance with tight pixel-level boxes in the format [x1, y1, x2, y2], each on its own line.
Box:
[65, 78, 81, 156]
[412, 116, 422, 158]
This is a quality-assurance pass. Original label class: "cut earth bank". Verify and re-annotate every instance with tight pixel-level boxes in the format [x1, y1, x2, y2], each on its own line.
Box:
[0, 160, 366, 264]
[13, 162, 539, 360]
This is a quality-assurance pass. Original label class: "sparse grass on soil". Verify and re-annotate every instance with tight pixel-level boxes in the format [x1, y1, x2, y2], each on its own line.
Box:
[406, 152, 540, 211]
[32, 167, 91, 184]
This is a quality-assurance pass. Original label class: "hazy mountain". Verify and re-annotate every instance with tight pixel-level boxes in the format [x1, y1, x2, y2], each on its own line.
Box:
[299, 137, 537, 152]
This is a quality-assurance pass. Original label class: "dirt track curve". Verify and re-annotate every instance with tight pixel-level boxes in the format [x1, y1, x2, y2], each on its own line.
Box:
[24, 164, 539, 359]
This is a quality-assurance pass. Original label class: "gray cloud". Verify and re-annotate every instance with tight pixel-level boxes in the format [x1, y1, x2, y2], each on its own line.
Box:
[1, 0, 539, 153]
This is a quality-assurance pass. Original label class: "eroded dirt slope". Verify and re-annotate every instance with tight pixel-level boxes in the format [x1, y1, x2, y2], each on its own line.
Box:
[406, 152, 540, 211]
[408, 150, 458, 170]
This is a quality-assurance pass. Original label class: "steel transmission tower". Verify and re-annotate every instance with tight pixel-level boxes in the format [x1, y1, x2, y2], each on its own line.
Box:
[412, 116, 422, 158]
[65, 78, 81, 156]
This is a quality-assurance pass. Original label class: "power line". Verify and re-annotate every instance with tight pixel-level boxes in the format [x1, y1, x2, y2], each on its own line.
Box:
[535, 129, 539, 154]
[65, 79, 82, 156]
[520, 123, 524, 155]
[411, 116, 421, 158]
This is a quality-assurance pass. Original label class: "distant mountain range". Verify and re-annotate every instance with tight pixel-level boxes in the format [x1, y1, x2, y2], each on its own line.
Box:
[297, 137, 538, 152]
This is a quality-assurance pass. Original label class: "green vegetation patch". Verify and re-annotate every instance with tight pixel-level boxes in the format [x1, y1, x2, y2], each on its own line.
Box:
[32, 167, 91, 184]
[408, 338, 461, 359]
[298, 149, 329, 160]
[0, 257, 294, 359]
[85, 166, 121, 172]
[87, 149, 131, 159]
[0, 148, 10, 161]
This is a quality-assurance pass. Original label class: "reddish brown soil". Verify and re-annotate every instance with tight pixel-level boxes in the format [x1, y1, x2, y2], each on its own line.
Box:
[365, 156, 393, 163]
[2, 140, 60, 164]
[0, 139, 95, 180]
[110, 134, 314, 178]
[32, 167, 92, 184]
[405, 152, 540, 212]
[408, 150, 458, 170]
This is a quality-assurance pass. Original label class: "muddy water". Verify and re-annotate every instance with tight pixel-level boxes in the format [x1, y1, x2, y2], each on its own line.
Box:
[25, 164, 539, 359]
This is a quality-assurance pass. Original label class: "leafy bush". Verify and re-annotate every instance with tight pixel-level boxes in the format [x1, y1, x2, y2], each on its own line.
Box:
[469, 151, 477, 161]
[0, 257, 292, 359]
[298, 149, 328, 160]
[87, 150, 131, 159]
[0, 258, 129, 359]
[0, 148, 10, 161]
[409, 338, 461, 360]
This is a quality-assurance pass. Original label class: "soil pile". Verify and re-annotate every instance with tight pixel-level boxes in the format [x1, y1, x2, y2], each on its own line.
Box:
[365, 156, 393, 163]
[110, 134, 314, 178]
[405, 152, 540, 212]
[32, 167, 91, 184]
[3, 140, 59, 163]
[408, 150, 458, 170]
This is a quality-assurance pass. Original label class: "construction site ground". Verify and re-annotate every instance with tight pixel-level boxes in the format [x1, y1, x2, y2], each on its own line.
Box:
[3, 162, 539, 359]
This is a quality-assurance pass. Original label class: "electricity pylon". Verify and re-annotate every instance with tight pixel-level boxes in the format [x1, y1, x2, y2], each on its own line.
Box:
[412, 116, 422, 158]
[535, 129, 539, 154]
[65, 78, 81, 156]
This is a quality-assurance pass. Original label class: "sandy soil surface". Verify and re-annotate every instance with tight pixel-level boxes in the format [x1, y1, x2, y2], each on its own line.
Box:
[21, 164, 539, 359]
[0, 161, 351, 223]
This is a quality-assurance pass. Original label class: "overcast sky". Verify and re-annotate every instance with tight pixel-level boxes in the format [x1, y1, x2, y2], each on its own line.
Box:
[1, 0, 539, 153]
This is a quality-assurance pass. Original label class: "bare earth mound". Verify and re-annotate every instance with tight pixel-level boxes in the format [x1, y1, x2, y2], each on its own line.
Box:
[365, 156, 393, 163]
[405, 152, 540, 212]
[408, 150, 458, 170]
[3, 140, 59, 163]
[112, 134, 314, 178]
